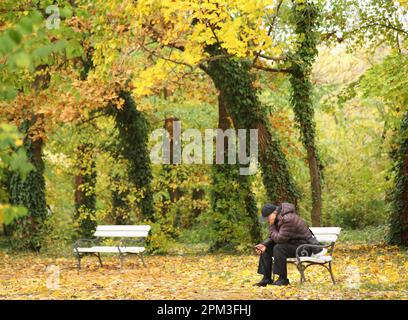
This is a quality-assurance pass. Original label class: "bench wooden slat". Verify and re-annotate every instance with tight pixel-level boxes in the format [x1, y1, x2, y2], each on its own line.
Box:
[76, 246, 145, 253]
[94, 230, 149, 237]
[288, 256, 332, 263]
[315, 235, 338, 243]
[96, 225, 151, 232]
[310, 227, 341, 235]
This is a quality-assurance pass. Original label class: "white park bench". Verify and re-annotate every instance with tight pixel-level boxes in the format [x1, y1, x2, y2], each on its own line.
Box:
[73, 225, 151, 270]
[275, 227, 342, 284]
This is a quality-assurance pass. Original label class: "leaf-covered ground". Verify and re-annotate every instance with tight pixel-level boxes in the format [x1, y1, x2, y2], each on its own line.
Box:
[0, 244, 407, 300]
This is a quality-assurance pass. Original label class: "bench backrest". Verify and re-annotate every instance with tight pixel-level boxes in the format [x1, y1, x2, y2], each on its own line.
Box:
[94, 225, 151, 238]
[309, 227, 341, 244]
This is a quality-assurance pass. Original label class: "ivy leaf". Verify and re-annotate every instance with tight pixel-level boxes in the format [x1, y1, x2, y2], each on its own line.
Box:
[14, 52, 31, 69]
[66, 40, 83, 59]
[0, 35, 16, 55]
[0, 205, 28, 225]
[18, 17, 34, 34]
[0, 86, 18, 100]
[60, 6, 73, 19]
[32, 44, 54, 59]
[7, 29, 22, 45]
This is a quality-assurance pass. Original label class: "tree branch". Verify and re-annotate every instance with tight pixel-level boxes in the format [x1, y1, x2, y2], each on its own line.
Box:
[252, 64, 291, 74]
[252, 0, 284, 65]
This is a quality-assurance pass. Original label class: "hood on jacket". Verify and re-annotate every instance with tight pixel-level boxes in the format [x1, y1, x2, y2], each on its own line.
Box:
[280, 202, 296, 216]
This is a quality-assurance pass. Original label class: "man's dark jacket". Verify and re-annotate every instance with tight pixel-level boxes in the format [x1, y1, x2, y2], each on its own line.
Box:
[262, 203, 313, 246]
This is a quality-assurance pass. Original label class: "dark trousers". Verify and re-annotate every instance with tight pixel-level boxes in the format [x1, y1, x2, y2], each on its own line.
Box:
[257, 242, 298, 279]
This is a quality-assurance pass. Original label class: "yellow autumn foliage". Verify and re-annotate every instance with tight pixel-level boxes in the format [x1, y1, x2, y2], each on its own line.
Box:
[92, 0, 283, 98]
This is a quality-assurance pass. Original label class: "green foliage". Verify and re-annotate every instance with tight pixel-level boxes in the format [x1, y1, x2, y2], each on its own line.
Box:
[73, 143, 97, 239]
[0, 123, 32, 228]
[354, 52, 408, 243]
[206, 164, 257, 252]
[151, 160, 211, 243]
[1, 205, 28, 225]
[0, 123, 34, 180]
[360, 53, 408, 108]
[325, 0, 407, 50]
[339, 225, 389, 244]
[145, 221, 178, 254]
[0, 2, 82, 101]
[318, 107, 390, 229]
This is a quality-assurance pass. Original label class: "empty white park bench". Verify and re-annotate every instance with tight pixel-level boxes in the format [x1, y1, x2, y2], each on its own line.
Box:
[275, 227, 342, 284]
[73, 225, 151, 270]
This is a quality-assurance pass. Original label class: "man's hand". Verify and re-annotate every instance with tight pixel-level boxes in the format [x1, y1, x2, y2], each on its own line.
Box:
[255, 244, 266, 254]
[268, 212, 277, 225]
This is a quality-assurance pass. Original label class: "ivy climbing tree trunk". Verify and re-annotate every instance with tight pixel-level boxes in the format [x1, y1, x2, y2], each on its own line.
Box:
[210, 91, 261, 250]
[190, 187, 205, 227]
[110, 173, 131, 225]
[8, 116, 48, 251]
[389, 111, 408, 246]
[109, 91, 155, 220]
[7, 65, 50, 251]
[73, 49, 98, 237]
[289, 0, 323, 226]
[74, 143, 97, 238]
[205, 51, 299, 205]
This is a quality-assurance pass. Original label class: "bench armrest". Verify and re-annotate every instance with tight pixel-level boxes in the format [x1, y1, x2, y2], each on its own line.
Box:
[296, 243, 335, 262]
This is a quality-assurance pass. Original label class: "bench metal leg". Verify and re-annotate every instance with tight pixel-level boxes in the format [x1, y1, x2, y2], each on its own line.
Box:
[139, 253, 146, 267]
[97, 253, 103, 267]
[297, 262, 336, 285]
[328, 261, 336, 285]
[297, 263, 307, 284]
[119, 253, 124, 269]
[75, 251, 82, 271]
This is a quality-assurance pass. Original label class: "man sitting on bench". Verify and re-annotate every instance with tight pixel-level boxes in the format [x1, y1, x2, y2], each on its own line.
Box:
[254, 203, 315, 287]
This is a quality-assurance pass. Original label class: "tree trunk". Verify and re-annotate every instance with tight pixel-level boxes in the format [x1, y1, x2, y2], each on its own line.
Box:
[161, 117, 186, 231]
[389, 111, 408, 246]
[164, 117, 182, 203]
[307, 146, 322, 226]
[190, 187, 205, 225]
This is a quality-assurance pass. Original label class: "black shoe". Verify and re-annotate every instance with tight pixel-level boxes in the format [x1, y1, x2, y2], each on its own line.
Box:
[254, 278, 273, 287]
[272, 278, 290, 286]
